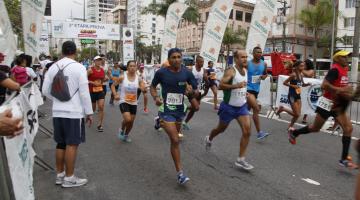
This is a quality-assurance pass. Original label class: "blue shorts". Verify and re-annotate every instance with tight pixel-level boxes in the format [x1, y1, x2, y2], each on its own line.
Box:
[218, 102, 249, 124]
[159, 112, 185, 123]
[53, 118, 85, 145]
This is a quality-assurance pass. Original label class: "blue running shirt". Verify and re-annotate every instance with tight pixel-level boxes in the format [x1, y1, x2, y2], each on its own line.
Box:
[247, 60, 266, 93]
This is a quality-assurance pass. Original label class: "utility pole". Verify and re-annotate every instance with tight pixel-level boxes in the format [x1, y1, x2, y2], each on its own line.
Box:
[351, 0, 360, 81]
[277, 0, 291, 53]
[330, 0, 337, 64]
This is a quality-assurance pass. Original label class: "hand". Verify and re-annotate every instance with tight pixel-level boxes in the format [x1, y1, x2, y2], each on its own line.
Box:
[86, 115, 93, 127]
[114, 93, 120, 101]
[293, 85, 300, 89]
[155, 97, 162, 106]
[0, 109, 23, 137]
[236, 81, 247, 89]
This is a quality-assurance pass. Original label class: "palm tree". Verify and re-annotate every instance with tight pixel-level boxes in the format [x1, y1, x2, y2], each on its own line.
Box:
[222, 27, 247, 67]
[298, 0, 333, 70]
[142, 0, 200, 24]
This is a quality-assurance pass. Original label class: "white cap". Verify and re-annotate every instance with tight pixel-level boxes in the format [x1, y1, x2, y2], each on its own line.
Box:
[93, 56, 102, 61]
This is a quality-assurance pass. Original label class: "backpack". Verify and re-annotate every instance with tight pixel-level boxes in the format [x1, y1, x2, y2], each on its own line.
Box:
[50, 62, 78, 102]
[11, 66, 28, 85]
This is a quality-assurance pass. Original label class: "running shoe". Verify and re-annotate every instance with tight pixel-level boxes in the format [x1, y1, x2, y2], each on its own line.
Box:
[235, 158, 254, 170]
[154, 116, 161, 130]
[177, 172, 190, 185]
[62, 175, 88, 188]
[109, 98, 114, 105]
[204, 136, 212, 151]
[117, 130, 125, 140]
[118, 134, 132, 143]
[257, 131, 270, 140]
[144, 108, 149, 114]
[288, 127, 296, 145]
[339, 157, 358, 169]
[97, 125, 104, 132]
[178, 132, 184, 138]
[182, 122, 190, 130]
[55, 172, 65, 185]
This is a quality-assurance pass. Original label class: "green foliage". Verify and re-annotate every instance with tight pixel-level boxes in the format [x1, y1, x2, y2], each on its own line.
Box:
[4, 0, 23, 49]
[79, 47, 98, 61]
[222, 27, 248, 66]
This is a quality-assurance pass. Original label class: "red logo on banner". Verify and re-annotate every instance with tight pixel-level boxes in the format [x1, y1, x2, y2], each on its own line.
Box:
[30, 23, 37, 34]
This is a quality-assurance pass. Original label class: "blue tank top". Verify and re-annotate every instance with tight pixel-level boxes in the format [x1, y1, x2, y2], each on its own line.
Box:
[247, 60, 266, 93]
[109, 68, 121, 83]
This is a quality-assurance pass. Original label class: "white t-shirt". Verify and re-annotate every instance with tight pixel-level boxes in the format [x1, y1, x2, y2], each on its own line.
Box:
[42, 57, 93, 118]
[39, 59, 51, 76]
[26, 67, 37, 79]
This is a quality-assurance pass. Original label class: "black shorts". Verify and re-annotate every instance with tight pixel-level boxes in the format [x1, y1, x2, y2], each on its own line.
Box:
[53, 118, 85, 145]
[315, 107, 339, 120]
[247, 90, 259, 99]
[119, 103, 137, 115]
[288, 94, 301, 105]
[208, 80, 217, 88]
[90, 92, 106, 103]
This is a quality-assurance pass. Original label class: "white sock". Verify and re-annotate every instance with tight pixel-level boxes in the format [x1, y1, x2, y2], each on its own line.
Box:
[57, 171, 65, 177]
[64, 175, 74, 180]
[237, 157, 245, 162]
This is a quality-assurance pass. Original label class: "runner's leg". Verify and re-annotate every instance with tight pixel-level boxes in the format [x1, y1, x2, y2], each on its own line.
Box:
[97, 99, 105, 127]
[236, 115, 251, 158]
[211, 85, 218, 109]
[289, 100, 301, 128]
[247, 93, 261, 133]
[162, 121, 182, 172]
[335, 113, 353, 161]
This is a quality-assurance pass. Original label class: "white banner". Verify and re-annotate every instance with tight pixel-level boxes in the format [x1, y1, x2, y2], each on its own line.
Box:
[0, 1, 17, 65]
[245, 0, 276, 56]
[39, 33, 49, 56]
[275, 75, 323, 115]
[22, 0, 47, 60]
[52, 21, 121, 40]
[122, 27, 135, 64]
[200, 0, 235, 68]
[257, 77, 272, 106]
[161, 2, 188, 63]
[0, 83, 43, 200]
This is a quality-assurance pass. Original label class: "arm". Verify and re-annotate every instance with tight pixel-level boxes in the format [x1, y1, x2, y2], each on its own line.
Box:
[42, 68, 52, 99]
[107, 68, 113, 81]
[139, 80, 146, 92]
[283, 74, 298, 88]
[219, 68, 244, 90]
[0, 78, 20, 91]
[79, 67, 94, 116]
[302, 69, 315, 78]
[260, 62, 268, 80]
[150, 71, 162, 106]
[203, 70, 209, 84]
[321, 68, 347, 94]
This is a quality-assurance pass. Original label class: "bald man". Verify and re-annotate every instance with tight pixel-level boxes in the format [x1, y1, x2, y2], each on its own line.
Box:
[204, 50, 254, 170]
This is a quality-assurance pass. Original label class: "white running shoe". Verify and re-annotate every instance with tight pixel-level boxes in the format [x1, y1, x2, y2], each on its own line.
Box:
[235, 158, 254, 170]
[55, 172, 65, 185]
[62, 175, 88, 188]
[204, 136, 212, 151]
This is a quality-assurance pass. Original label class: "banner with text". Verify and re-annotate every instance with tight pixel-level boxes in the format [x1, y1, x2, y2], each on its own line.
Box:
[161, 2, 188, 63]
[122, 27, 135, 64]
[39, 23, 49, 56]
[245, 0, 276, 57]
[200, 0, 234, 69]
[275, 75, 323, 115]
[52, 21, 120, 40]
[0, 82, 43, 200]
[22, 0, 47, 59]
[0, 1, 18, 65]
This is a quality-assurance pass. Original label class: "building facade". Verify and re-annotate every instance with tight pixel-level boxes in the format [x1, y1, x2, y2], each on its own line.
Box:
[337, 0, 357, 52]
[87, 0, 116, 23]
[176, 0, 254, 56]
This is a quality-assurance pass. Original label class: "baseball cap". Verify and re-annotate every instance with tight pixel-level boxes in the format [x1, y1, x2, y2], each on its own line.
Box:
[333, 50, 351, 58]
[93, 56, 102, 61]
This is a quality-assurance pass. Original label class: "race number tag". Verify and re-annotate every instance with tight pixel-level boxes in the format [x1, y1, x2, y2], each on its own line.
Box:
[92, 86, 103, 93]
[125, 93, 137, 103]
[166, 93, 183, 105]
[317, 96, 333, 111]
[234, 88, 247, 98]
[251, 75, 260, 84]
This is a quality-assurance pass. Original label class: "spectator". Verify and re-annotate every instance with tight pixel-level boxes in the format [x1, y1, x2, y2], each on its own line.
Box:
[42, 41, 93, 188]
[0, 70, 20, 105]
[24, 54, 37, 81]
[39, 55, 52, 90]
[0, 109, 23, 137]
[11, 54, 29, 86]
[44, 56, 59, 75]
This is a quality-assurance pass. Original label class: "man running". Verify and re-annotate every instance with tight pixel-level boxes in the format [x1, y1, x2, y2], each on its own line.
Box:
[247, 47, 270, 139]
[182, 56, 208, 130]
[204, 50, 254, 170]
[201, 61, 219, 110]
[288, 50, 357, 169]
[150, 48, 199, 185]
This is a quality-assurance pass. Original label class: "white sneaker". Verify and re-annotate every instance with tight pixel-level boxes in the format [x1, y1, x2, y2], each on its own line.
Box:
[235, 158, 254, 170]
[55, 172, 65, 185]
[204, 136, 212, 151]
[62, 175, 88, 188]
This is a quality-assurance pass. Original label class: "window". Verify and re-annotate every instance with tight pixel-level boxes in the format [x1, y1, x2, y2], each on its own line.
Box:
[343, 36, 353, 45]
[344, 17, 355, 27]
[346, 0, 356, 8]
[245, 13, 252, 23]
[236, 10, 243, 21]
[152, 36, 156, 40]
[206, 12, 209, 20]
[229, 10, 233, 19]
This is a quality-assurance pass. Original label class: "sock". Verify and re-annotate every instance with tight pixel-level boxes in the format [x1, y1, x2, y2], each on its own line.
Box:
[57, 171, 65, 177]
[237, 157, 245, 162]
[64, 175, 74, 180]
[177, 170, 183, 176]
[341, 136, 351, 160]
[293, 126, 310, 137]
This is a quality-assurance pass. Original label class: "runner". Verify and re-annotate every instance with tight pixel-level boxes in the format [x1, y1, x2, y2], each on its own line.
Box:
[301, 59, 315, 124]
[111, 60, 145, 142]
[201, 61, 219, 110]
[246, 47, 269, 139]
[288, 50, 357, 169]
[150, 48, 199, 185]
[182, 55, 208, 130]
[204, 50, 254, 170]
[108, 62, 122, 105]
[88, 56, 106, 132]
[276, 61, 310, 129]
[100, 54, 109, 100]
[137, 64, 149, 113]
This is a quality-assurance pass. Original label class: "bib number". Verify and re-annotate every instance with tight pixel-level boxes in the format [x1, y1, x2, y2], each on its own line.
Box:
[166, 93, 183, 105]
[92, 80, 103, 93]
[251, 75, 260, 84]
[234, 88, 247, 98]
[317, 96, 333, 111]
[125, 93, 137, 103]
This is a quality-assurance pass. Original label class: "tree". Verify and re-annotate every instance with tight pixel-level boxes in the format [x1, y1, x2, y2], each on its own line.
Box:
[142, 0, 200, 24]
[4, 0, 23, 49]
[298, 0, 333, 70]
[222, 27, 247, 67]
[79, 47, 98, 61]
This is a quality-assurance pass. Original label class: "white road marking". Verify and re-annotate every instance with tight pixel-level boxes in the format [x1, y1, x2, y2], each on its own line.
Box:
[301, 178, 321, 186]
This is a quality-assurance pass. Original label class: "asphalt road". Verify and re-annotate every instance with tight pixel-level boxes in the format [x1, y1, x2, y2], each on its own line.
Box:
[33, 93, 359, 200]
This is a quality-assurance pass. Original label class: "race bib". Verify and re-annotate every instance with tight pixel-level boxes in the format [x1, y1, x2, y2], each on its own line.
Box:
[234, 88, 247, 98]
[317, 96, 333, 111]
[125, 93, 137, 103]
[166, 93, 183, 105]
[92, 86, 103, 93]
[251, 75, 260, 84]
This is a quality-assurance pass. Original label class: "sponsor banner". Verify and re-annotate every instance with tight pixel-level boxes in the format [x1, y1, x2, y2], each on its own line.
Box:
[39, 34, 49, 56]
[275, 75, 323, 115]
[122, 27, 134, 64]
[0, 1, 17, 65]
[245, 0, 276, 57]
[257, 77, 272, 106]
[161, 2, 188, 63]
[0, 83, 43, 200]
[52, 21, 120, 40]
[22, 0, 47, 60]
[81, 39, 96, 44]
[200, 0, 235, 69]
